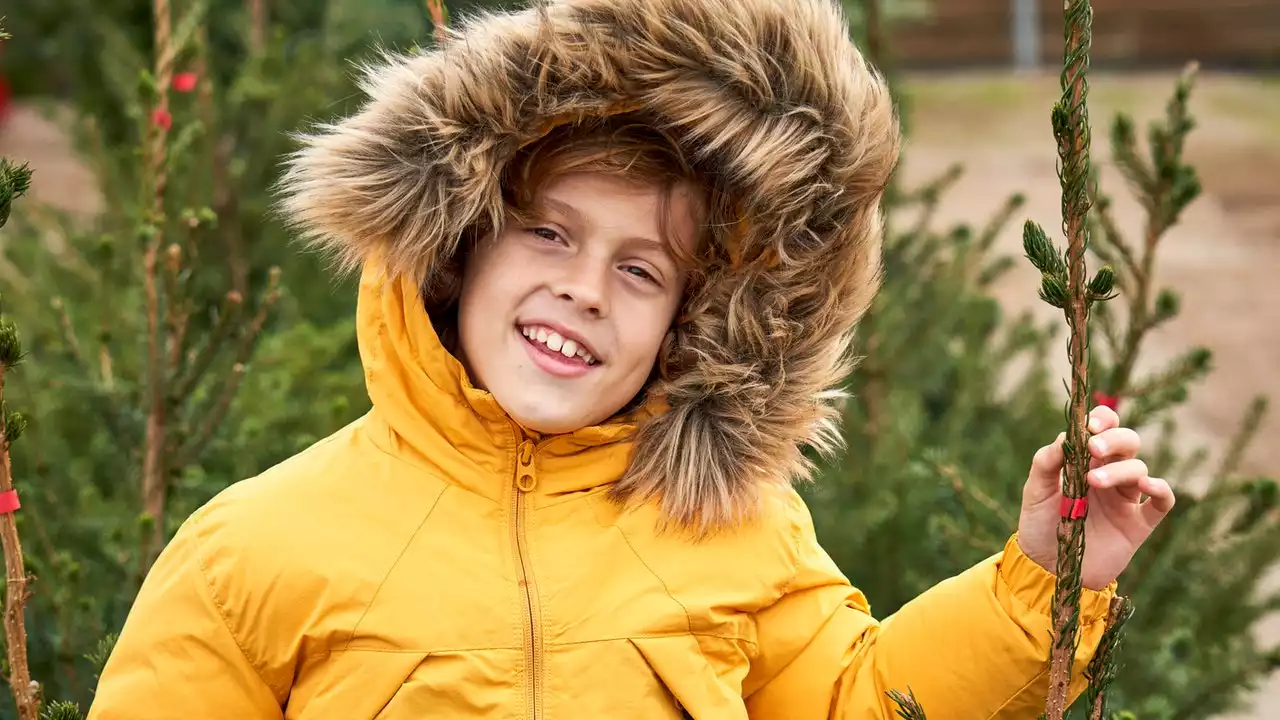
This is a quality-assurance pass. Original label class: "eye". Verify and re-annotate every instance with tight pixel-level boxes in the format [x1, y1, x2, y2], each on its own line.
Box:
[622, 265, 659, 284]
[529, 227, 564, 244]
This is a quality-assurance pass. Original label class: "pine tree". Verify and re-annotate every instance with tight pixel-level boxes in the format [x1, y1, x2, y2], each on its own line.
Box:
[1, 21, 97, 720]
[0, 2, 379, 709]
[1, 120, 42, 720]
[832, 0, 1279, 717]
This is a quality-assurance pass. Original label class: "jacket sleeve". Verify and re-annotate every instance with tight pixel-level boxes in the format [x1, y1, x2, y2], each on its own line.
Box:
[87, 506, 285, 719]
[743, 498, 1117, 720]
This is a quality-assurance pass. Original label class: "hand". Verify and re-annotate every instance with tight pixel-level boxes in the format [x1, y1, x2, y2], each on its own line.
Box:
[1016, 405, 1177, 591]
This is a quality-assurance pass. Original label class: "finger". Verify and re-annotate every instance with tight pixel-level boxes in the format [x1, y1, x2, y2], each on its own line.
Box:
[1088, 426, 1140, 461]
[1088, 458, 1149, 501]
[1088, 405, 1120, 434]
[1139, 476, 1176, 527]
[1029, 432, 1067, 490]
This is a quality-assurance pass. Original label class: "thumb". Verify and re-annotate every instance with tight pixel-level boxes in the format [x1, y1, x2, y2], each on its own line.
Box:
[1026, 432, 1066, 500]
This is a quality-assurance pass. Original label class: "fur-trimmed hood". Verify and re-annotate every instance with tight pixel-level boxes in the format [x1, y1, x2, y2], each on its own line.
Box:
[277, 0, 901, 533]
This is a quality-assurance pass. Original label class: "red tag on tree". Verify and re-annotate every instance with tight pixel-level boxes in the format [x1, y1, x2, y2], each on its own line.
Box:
[1059, 496, 1088, 519]
[0, 489, 20, 514]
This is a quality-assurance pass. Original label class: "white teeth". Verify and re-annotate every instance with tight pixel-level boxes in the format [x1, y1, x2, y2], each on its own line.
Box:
[519, 325, 598, 365]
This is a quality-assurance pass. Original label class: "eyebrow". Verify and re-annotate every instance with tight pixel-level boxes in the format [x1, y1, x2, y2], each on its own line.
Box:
[540, 196, 585, 225]
[539, 196, 669, 252]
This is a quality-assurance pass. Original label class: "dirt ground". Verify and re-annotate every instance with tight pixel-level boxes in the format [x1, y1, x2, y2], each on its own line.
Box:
[897, 69, 1280, 718]
[2, 70, 1279, 715]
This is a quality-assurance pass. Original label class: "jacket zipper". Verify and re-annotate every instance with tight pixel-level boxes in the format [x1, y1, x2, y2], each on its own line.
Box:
[510, 431, 544, 720]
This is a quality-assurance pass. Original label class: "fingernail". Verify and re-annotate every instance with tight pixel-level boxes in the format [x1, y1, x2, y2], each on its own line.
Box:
[1088, 416, 1103, 432]
[1092, 469, 1108, 486]
[1091, 436, 1108, 454]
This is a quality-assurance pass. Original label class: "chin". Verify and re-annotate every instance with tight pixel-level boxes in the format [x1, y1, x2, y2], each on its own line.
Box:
[493, 381, 628, 435]
[501, 397, 599, 435]
[510, 413, 590, 436]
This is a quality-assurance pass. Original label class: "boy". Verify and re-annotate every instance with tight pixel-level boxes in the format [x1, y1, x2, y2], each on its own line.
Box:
[88, 0, 1173, 717]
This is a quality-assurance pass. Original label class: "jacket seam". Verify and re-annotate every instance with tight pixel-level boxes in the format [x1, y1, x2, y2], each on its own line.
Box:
[343, 484, 448, 651]
[743, 506, 811, 697]
[783, 506, 804, 597]
[558, 632, 757, 648]
[191, 512, 285, 700]
[611, 524, 698, 636]
[603, 527, 724, 672]
[586, 497, 706, 646]
[986, 666, 1049, 719]
[333, 631, 755, 656]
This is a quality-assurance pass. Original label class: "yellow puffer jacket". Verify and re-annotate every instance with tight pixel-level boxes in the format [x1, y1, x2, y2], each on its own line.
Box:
[89, 268, 1116, 719]
[89, 0, 1118, 717]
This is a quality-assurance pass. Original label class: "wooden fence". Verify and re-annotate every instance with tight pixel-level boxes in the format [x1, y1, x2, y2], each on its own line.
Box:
[888, 0, 1279, 69]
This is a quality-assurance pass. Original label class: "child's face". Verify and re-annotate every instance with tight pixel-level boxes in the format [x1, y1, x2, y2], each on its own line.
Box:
[456, 172, 696, 434]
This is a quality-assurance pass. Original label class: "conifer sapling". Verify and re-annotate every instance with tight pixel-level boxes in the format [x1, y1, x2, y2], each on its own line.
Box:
[0, 32, 41, 713]
[1018, 0, 1130, 716]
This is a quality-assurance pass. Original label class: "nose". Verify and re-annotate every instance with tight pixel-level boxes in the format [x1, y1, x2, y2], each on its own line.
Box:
[549, 253, 610, 318]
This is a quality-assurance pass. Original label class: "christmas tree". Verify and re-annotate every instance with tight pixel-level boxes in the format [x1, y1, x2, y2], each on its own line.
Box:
[814, 0, 1279, 716]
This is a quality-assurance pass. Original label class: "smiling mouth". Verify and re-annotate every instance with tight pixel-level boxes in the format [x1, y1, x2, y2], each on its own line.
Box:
[519, 325, 598, 365]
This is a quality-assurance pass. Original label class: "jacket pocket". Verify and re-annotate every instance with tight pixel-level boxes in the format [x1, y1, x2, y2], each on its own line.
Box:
[371, 653, 432, 720]
[628, 636, 748, 720]
[287, 650, 427, 720]
[371, 649, 518, 717]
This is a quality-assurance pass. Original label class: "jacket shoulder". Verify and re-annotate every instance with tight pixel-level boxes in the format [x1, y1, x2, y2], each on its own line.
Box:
[603, 484, 851, 611]
[191, 415, 444, 555]
[164, 416, 448, 669]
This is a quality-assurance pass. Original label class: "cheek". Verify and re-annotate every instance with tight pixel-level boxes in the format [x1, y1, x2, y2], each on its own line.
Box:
[461, 240, 527, 314]
[614, 295, 681, 377]
[458, 245, 519, 363]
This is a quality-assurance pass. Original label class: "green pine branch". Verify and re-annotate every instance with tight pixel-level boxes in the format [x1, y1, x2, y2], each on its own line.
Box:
[1083, 596, 1135, 719]
[0, 159, 32, 229]
[887, 688, 927, 719]
[1086, 62, 1203, 411]
[0, 47, 45, 718]
[38, 702, 82, 720]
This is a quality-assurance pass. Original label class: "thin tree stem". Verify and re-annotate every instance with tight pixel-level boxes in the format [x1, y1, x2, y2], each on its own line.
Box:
[1045, 0, 1096, 716]
[141, 0, 174, 577]
[247, 0, 267, 55]
[426, 0, 449, 46]
[0, 366, 38, 720]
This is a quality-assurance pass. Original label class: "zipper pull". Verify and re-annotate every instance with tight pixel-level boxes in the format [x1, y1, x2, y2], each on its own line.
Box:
[515, 439, 537, 492]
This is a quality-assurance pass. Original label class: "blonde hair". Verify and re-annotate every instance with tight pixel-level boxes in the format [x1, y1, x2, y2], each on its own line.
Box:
[427, 114, 722, 367]
[502, 116, 715, 275]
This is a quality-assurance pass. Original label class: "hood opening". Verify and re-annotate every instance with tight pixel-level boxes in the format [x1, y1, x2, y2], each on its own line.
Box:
[277, 0, 903, 537]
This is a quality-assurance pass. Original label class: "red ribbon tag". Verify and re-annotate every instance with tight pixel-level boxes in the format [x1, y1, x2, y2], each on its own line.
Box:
[0, 490, 20, 515]
[1059, 496, 1088, 519]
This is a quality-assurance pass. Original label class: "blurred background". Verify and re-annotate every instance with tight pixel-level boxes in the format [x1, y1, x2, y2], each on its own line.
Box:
[0, 1, 1276, 718]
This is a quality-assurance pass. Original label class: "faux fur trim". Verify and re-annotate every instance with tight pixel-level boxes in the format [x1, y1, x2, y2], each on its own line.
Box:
[277, 0, 901, 535]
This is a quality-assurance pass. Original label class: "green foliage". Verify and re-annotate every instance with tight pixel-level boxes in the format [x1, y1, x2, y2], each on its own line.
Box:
[37, 703, 81, 720]
[0, 160, 33, 228]
[888, 687, 928, 719]
[0, 0, 418, 710]
[809, 63, 1279, 719]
